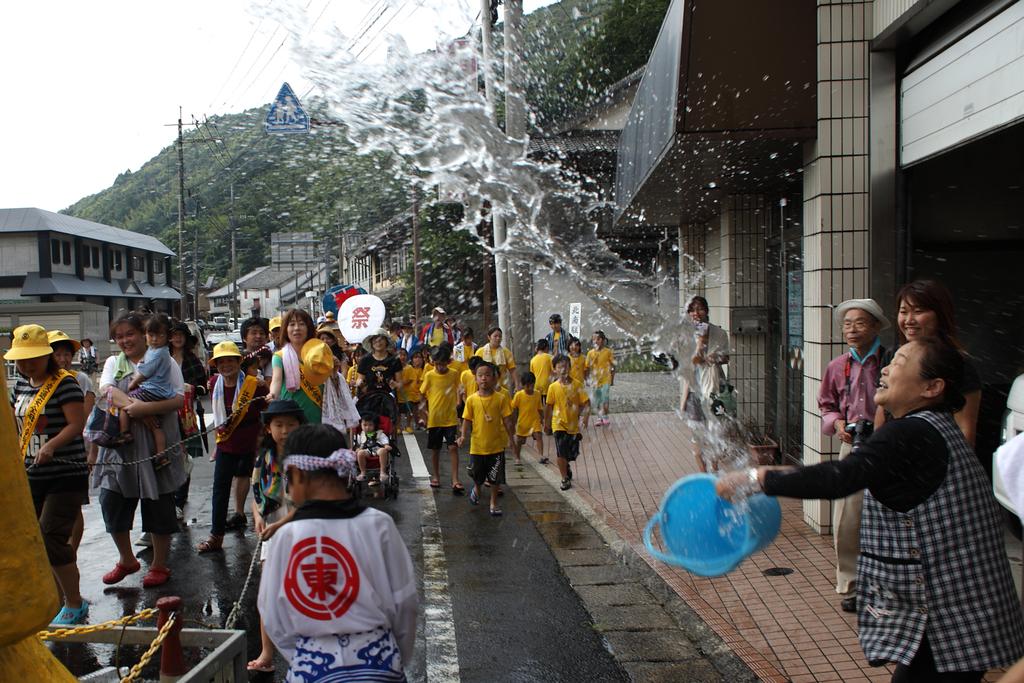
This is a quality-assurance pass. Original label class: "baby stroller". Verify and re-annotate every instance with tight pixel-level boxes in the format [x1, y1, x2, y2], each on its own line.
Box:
[352, 390, 402, 501]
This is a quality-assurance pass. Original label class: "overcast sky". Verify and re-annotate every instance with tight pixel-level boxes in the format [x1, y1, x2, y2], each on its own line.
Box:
[0, 0, 556, 212]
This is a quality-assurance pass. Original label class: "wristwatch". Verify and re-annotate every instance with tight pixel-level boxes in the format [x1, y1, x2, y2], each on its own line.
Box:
[747, 467, 761, 491]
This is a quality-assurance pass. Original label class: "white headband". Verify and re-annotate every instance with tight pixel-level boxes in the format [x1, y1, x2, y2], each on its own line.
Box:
[285, 449, 357, 479]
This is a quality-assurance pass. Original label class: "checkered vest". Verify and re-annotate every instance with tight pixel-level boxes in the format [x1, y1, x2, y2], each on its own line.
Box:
[858, 410, 1024, 671]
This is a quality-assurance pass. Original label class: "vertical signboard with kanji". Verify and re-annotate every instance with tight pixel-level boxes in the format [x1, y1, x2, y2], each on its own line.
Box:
[568, 303, 582, 339]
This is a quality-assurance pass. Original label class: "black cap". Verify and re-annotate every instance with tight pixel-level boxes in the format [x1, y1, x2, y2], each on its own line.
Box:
[261, 399, 307, 424]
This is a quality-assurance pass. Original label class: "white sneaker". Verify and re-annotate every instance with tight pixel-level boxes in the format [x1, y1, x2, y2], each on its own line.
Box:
[356, 473, 367, 482]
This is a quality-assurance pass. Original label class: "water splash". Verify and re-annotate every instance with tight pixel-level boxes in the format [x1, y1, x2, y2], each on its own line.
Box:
[261, 0, 755, 471]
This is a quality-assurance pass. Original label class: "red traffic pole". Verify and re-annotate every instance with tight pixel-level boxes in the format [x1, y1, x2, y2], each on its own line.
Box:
[156, 596, 186, 679]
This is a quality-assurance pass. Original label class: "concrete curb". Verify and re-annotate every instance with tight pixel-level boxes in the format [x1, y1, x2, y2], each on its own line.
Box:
[521, 452, 761, 683]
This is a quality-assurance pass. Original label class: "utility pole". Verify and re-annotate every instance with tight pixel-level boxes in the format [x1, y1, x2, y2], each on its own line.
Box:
[176, 112, 187, 317]
[230, 183, 239, 320]
[504, 0, 532, 371]
[192, 193, 200, 321]
[480, 0, 509, 338]
[412, 193, 421, 322]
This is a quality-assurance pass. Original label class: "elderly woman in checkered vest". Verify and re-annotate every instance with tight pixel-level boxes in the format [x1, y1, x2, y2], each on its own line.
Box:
[719, 336, 1024, 682]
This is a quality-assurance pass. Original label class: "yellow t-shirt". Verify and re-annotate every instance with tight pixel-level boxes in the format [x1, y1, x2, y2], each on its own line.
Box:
[459, 368, 477, 402]
[568, 354, 587, 385]
[511, 389, 543, 437]
[450, 341, 475, 377]
[419, 368, 461, 428]
[586, 347, 614, 386]
[475, 344, 516, 379]
[462, 391, 512, 454]
[402, 365, 424, 402]
[529, 352, 553, 393]
[546, 379, 589, 434]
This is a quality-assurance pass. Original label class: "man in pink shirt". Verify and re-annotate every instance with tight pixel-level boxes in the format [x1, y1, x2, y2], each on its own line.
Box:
[818, 298, 889, 613]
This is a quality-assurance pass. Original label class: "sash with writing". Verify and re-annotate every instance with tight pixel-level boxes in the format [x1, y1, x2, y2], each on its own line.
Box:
[216, 375, 258, 444]
[19, 370, 74, 458]
[300, 368, 323, 407]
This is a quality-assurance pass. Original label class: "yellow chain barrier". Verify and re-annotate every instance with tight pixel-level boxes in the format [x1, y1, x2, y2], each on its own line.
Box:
[37, 608, 159, 641]
[119, 613, 177, 683]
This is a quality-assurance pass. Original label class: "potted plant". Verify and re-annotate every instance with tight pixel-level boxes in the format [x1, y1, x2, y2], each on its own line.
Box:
[743, 419, 779, 466]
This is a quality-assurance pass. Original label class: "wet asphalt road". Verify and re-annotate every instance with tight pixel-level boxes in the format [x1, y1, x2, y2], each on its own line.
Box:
[55, 425, 627, 682]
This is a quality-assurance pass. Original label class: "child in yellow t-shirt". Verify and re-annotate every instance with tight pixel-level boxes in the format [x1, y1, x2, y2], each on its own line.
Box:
[457, 361, 514, 516]
[545, 354, 590, 491]
[400, 350, 424, 434]
[567, 337, 586, 386]
[529, 339, 554, 399]
[419, 345, 463, 493]
[585, 330, 615, 426]
[511, 371, 545, 467]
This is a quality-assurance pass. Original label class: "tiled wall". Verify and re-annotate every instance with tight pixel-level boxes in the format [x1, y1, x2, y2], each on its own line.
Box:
[801, 0, 874, 533]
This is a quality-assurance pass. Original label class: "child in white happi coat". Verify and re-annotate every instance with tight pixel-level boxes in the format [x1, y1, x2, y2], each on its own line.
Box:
[258, 424, 417, 682]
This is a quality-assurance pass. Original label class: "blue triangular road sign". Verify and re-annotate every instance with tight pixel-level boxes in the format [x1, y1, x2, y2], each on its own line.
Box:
[265, 82, 310, 133]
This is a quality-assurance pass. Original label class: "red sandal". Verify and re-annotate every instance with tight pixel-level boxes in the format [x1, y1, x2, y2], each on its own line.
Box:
[102, 560, 141, 585]
[142, 566, 171, 588]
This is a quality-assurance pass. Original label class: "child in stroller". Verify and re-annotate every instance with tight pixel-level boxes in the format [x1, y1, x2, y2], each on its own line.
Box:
[355, 412, 393, 487]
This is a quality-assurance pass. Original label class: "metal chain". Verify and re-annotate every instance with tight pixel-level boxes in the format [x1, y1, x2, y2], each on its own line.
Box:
[32, 393, 270, 471]
[39, 608, 159, 641]
[224, 538, 263, 630]
[119, 612, 177, 683]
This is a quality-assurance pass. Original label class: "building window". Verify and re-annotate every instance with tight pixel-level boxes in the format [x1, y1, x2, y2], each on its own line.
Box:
[111, 250, 123, 271]
[81, 245, 90, 268]
[153, 258, 164, 274]
[92, 246, 99, 267]
[132, 254, 146, 273]
[51, 239, 61, 264]
[61, 241, 71, 265]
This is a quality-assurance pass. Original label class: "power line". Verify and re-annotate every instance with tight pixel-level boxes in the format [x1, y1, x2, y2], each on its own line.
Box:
[208, 17, 265, 109]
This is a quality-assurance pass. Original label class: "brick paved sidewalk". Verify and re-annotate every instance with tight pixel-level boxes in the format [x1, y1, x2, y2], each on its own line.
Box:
[530, 412, 1007, 683]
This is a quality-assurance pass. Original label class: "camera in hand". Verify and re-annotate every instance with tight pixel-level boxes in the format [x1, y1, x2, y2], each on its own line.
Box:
[845, 419, 874, 450]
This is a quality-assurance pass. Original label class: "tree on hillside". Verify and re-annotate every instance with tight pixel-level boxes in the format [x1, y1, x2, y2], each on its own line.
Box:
[396, 203, 486, 318]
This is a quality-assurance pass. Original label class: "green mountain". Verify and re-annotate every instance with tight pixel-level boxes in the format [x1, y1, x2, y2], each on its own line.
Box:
[63, 0, 670, 291]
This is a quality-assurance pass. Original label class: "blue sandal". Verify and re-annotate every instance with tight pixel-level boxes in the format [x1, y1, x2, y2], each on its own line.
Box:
[53, 600, 89, 626]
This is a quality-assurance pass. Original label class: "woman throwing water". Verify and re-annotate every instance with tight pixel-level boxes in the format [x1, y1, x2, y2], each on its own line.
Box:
[718, 337, 1024, 682]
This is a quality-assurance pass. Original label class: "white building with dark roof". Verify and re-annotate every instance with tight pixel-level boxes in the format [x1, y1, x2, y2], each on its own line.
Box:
[0, 207, 179, 317]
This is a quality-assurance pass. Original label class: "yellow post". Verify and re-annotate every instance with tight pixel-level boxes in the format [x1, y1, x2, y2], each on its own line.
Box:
[0, 393, 75, 679]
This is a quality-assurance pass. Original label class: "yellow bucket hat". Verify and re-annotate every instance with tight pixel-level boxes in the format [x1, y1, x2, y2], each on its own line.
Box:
[5, 324, 53, 361]
[209, 340, 243, 367]
[301, 339, 335, 386]
[316, 323, 346, 345]
[46, 329, 81, 353]
[269, 316, 283, 332]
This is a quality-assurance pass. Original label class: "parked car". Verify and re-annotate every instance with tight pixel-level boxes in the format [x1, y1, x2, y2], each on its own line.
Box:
[205, 330, 244, 354]
[993, 374, 1024, 522]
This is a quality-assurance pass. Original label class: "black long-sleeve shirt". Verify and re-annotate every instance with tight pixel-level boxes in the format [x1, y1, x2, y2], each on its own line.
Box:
[764, 411, 950, 512]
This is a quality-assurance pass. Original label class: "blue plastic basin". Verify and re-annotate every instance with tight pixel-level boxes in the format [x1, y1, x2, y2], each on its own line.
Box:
[643, 473, 782, 577]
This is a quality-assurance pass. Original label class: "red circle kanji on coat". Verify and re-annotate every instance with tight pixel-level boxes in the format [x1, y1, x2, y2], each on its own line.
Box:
[283, 536, 360, 620]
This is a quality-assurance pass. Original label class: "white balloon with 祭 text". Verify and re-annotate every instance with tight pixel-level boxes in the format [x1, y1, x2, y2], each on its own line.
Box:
[337, 294, 386, 343]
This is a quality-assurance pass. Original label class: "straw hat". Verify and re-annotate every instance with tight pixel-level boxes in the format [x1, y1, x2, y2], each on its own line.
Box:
[5, 324, 54, 360]
[361, 327, 391, 353]
[301, 339, 335, 386]
[209, 340, 243, 366]
[47, 330, 81, 353]
[269, 315, 283, 332]
[316, 323, 345, 345]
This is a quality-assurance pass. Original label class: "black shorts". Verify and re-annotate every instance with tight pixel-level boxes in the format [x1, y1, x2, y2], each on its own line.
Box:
[99, 489, 179, 535]
[469, 452, 505, 486]
[427, 426, 458, 450]
[554, 431, 581, 461]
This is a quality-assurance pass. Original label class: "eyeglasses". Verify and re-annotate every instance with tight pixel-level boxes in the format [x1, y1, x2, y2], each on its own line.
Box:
[842, 320, 872, 330]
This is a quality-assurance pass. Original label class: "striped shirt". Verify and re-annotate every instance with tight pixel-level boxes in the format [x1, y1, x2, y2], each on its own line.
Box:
[13, 375, 86, 482]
